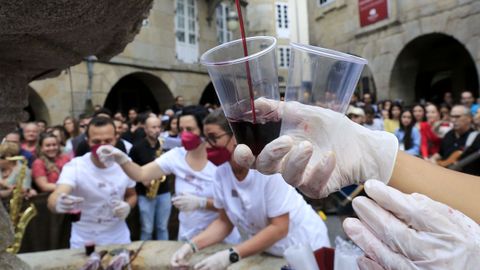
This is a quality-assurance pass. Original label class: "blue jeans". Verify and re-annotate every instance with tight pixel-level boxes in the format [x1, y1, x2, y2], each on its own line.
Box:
[138, 193, 172, 240]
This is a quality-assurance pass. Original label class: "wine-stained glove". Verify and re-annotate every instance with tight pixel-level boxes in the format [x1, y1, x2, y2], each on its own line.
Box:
[55, 193, 84, 213]
[234, 101, 398, 198]
[111, 199, 131, 220]
[96, 145, 129, 166]
[194, 249, 232, 270]
[170, 243, 195, 268]
[343, 180, 480, 270]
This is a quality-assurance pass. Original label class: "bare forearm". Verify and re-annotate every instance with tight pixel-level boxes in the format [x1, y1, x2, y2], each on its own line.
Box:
[389, 151, 480, 223]
[120, 161, 165, 183]
[125, 194, 137, 209]
[235, 223, 288, 258]
[192, 219, 233, 250]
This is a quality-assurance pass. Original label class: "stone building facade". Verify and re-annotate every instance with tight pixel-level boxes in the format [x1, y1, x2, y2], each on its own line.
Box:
[28, 0, 244, 124]
[308, 0, 480, 104]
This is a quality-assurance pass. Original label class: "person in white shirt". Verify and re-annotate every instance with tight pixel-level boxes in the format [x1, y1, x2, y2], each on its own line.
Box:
[97, 106, 240, 243]
[170, 109, 330, 270]
[47, 116, 137, 248]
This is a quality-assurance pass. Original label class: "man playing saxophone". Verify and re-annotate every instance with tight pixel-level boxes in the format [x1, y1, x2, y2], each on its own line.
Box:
[129, 115, 172, 240]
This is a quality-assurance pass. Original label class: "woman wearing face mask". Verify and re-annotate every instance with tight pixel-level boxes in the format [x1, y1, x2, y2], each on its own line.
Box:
[96, 106, 240, 243]
[170, 109, 330, 270]
[32, 132, 72, 192]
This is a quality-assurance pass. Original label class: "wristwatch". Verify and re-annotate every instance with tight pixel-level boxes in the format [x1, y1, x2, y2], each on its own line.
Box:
[229, 248, 240, 263]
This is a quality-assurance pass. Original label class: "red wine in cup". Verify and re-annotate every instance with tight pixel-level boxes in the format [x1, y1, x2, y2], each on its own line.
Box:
[85, 242, 95, 256]
[229, 118, 282, 156]
[67, 209, 81, 222]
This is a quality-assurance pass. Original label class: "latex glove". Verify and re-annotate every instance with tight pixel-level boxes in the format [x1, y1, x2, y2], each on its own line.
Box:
[170, 243, 195, 268]
[172, 193, 207, 212]
[111, 199, 131, 220]
[194, 249, 231, 270]
[234, 101, 398, 198]
[96, 145, 129, 166]
[343, 179, 480, 270]
[55, 193, 84, 213]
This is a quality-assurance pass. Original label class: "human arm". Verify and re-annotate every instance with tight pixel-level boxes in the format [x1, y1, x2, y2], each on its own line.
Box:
[191, 210, 234, 249]
[47, 184, 79, 213]
[389, 151, 480, 223]
[124, 187, 137, 209]
[171, 194, 216, 212]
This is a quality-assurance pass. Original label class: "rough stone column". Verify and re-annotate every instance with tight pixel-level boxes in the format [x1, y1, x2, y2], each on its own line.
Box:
[0, 74, 29, 139]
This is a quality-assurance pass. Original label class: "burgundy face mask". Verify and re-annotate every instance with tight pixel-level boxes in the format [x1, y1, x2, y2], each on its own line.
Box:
[90, 144, 103, 160]
[181, 131, 202, 151]
[207, 146, 231, 166]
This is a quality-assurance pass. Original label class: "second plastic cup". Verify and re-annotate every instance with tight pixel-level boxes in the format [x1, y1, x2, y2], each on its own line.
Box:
[201, 36, 281, 156]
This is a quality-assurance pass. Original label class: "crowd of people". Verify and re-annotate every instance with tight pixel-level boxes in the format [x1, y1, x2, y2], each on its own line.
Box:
[1, 91, 479, 269]
[346, 90, 480, 175]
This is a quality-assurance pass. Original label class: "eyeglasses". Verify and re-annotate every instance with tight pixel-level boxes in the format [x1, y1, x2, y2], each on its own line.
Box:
[79, 125, 87, 128]
[450, 114, 463, 119]
[205, 132, 232, 145]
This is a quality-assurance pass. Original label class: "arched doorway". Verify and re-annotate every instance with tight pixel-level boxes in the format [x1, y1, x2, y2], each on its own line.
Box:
[199, 82, 220, 106]
[390, 33, 478, 105]
[104, 72, 174, 115]
[24, 86, 50, 123]
[355, 65, 377, 101]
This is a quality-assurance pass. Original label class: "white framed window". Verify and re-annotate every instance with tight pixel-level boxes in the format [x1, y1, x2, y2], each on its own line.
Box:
[318, 0, 334, 6]
[216, 3, 233, 44]
[175, 0, 198, 63]
[278, 46, 290, 68]
[275, 2, 289, 38]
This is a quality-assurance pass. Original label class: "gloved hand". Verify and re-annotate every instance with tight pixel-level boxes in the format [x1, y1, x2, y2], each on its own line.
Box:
[234, 101, 398, 198]
[111, 199, 131, 220]
[55, 193, 84, 213]
[170, 243, 195, 268]
[96, 145, 129, 166]
[172, 193, 207, 212]
[343, 179, 480, 270]
[194, 249, 231, 270]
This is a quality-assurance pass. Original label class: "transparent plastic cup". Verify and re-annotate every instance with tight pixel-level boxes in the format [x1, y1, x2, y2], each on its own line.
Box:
[281, 43, 368, 138]
[200, 36, 281, 156]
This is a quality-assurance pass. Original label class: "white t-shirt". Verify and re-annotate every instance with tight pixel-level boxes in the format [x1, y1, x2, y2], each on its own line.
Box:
[214, 163, 331, 256]
[155, 147, 240, 243]
[57, 153, 136, 248]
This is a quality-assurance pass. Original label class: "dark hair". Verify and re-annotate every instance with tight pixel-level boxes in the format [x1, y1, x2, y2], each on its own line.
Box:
[178, 105, 208, 135]
[175, 96, 183, 101]
[85, 116, 116, 138]
[36, 132, 61, 174]
[165, 116, 178, 131]
[51, 125, 68, 146]
[412, 104, 426, 122]
[78, 113, 92, 121]
[136, 112, 150, 125]
[63, 116, 80, 138]
[363, 105, 375, 116]
[389, 103, 403, 119]
[399, 109, 415, 151]
[203, 109, 232, 134]
[128, 107, 138, 113]
[37, 119, 48, 126]
[93, 107, 112, 118]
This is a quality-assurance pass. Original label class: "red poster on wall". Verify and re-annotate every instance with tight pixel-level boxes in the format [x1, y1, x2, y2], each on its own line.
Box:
[359, 0, 389, 27]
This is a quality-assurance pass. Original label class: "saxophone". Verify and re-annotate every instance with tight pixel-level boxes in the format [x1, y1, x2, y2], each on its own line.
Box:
[146, 138, 166, 199]
[6, 156, 37, 254]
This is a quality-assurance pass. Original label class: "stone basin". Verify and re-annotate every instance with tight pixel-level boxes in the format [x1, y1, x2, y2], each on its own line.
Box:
[18, 241, 287, 270]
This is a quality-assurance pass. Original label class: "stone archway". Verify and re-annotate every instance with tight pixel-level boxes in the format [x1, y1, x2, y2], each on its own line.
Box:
[24, 86, 51, 123]
[199, 82, 220, 106]
[389, 33, 478, 105]
[104, 72, 174, 115]
[356, 65, 377, 101]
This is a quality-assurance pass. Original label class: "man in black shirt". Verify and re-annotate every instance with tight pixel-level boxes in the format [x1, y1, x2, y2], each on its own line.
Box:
[129, 116, 171, 240]
[435, 105, 475, 163]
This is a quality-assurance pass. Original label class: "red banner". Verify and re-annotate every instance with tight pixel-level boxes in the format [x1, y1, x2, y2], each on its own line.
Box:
[359, 0, 388, 27]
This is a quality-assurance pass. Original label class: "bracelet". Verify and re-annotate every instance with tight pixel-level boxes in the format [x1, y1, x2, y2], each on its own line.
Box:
[187, 240, 198, 253]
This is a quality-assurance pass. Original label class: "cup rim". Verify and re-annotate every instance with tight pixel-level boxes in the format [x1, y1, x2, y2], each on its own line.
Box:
[200, 36, 277, 66]
[290, 42, 368, 65]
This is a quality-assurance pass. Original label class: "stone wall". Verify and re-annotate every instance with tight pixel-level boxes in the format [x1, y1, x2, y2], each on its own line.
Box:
[308, 0, 480, 103]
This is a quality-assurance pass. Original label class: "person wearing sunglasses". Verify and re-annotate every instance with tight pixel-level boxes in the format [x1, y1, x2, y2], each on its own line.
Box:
[96, 105, 240, 244]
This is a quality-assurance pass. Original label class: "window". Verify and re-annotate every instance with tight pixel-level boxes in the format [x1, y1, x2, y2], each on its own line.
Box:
[278, 46, 290, 68]
[216, 3, 233, 44]
[318, 0, 334, 6]
[175, 0, 198, 63]
[275, 2, 289, 38]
